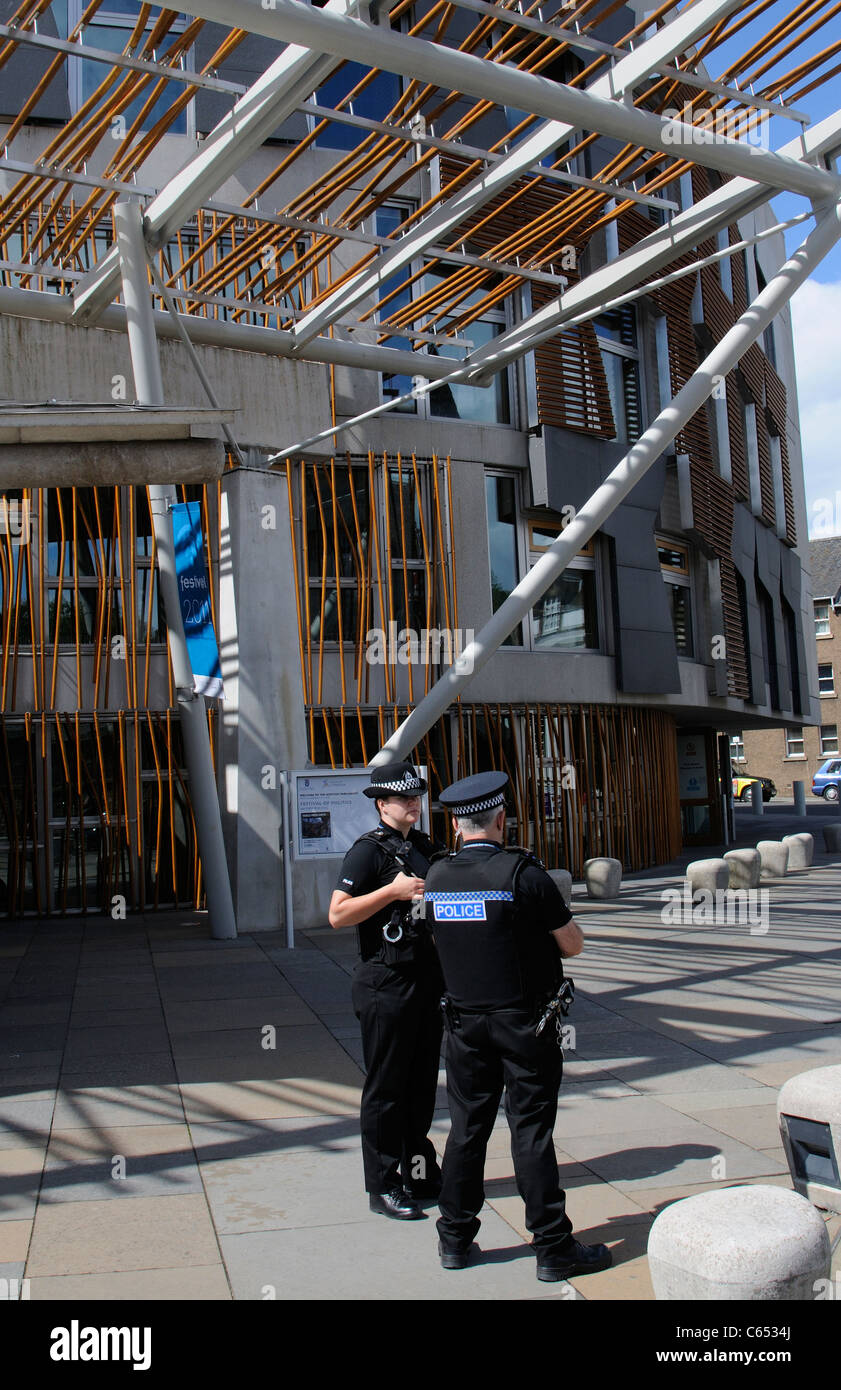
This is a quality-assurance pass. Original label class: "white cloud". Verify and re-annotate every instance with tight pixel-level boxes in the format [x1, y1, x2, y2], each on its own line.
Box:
[790, 278, 841, 536]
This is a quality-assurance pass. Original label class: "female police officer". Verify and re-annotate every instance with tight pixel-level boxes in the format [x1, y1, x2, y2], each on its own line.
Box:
[329, 762, 444, 1220]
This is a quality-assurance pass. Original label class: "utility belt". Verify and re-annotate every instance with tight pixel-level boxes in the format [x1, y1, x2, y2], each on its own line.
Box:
[440, 977, 575, 1047]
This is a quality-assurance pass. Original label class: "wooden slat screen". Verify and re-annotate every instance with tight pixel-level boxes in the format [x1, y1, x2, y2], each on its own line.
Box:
[306, 701, 682, 877]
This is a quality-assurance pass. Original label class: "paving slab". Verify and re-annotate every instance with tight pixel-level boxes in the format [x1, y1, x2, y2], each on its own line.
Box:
[26, 1193, 221, 1276]
[163, 997, 303, 1033]
[186, 1115, 360, 1160]
[42, 1123, 201, 1203]
[28, 1265, 232, 1300]
[0, 1218, 31, 1262]
[59, 1055, 178, 1087]
[53, 1084, 178, 1131]
[218, 1206, 566, 1301]
[561, 1122, 788, 1191]
[0, 1146, 47, 1220]
[199, 1148, 377, 1234]
[178, 1077, 361, 1124]
[0, 1096, 55, 1148]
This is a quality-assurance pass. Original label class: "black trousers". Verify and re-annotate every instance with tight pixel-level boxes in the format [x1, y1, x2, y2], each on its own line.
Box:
[351, 959, 443, 1194]
[436, 1008, 574, 1255]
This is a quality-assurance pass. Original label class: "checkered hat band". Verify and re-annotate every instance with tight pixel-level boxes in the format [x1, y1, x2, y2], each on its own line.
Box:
[374, 778, 423, 792]
[449, 792, 506, 815]
[425, 891, 514, 902]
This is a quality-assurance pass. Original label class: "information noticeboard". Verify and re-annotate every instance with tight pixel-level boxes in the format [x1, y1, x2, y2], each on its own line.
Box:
[676, 734, 709, 799]
[291, 767, 429, 858]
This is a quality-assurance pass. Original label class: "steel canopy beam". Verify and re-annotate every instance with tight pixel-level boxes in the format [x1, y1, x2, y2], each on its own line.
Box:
[286, 0, 750, 348]
[464, 106, 841, 383]
[72, 0, 383, 327]
[163, 0, 838, 353]
[0, 284, 461, 379]
[369, 195, 841, 767]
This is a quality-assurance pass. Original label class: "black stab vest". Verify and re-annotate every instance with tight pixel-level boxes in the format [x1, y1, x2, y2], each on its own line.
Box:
[424, 846, 562, 1010]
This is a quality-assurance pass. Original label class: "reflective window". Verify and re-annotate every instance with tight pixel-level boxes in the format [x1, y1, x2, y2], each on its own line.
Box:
[485, 475, 522, 646]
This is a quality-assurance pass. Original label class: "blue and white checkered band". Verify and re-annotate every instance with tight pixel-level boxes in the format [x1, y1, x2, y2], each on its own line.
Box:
[374, 775, 423, 793]
[425, 889, 514, 922]
[448, 791, 506, 816]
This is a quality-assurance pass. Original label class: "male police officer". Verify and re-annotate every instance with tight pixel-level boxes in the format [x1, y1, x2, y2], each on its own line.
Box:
[329, 762, 444, 1220]
[425, 770, 613, 1281]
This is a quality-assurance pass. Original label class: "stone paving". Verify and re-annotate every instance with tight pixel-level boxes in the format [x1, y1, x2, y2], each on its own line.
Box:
[1, 800, 840, 1301]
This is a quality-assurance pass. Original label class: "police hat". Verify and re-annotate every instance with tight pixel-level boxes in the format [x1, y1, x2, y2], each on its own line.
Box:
[439, 771, 509, 817]
[363, 761, 428, 799]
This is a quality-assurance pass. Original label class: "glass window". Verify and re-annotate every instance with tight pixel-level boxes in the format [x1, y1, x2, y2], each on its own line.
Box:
[532, 569, 598, 651]
[64, 2, 192, 135]
[658, 539, 693, 657]
[312, 63, 401, 149]
[485, 475, 522, 646]
[821, 724, 839, 755]
[785, 728, 805, 758]
[595, 307, 641, 445]
[815, 601, 831, 637]
[730, 732, 745, 762]
[376, 204, 418, 414]
[819, 663, 835, 697]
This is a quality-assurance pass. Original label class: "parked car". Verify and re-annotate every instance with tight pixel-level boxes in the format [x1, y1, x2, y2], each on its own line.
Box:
[732, 775, 777, 802]
[812, 759, 841, 803]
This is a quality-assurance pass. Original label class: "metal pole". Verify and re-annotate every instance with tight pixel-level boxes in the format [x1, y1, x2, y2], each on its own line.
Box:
[793, 780, 807, 817]
[115, 198, 237, 940]
[750, 781, 765, 815]
[279, 771, 295, 949]
[371, 197, 841, 767]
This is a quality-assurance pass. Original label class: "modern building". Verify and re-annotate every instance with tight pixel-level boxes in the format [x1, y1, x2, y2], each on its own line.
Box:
[735, 537, 841, 797]
[1, 0, 839, 929]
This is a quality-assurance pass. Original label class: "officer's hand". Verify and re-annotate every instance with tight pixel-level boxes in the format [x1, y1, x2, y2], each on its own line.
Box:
[391, 872, 426, 901]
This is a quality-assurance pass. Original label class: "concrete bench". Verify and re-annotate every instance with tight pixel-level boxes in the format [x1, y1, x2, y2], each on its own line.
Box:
[822, 823, 841, 853]
[756, 840, 789, 878]
[778, 1065, 841, 1215]
[723, 848, 760, 889]
[685, 858, 729, 894]
[583, 857, 621, 899]
[548, 868, 573, 907]
[781, 832, 813, 869]
[648, 1184, 831, 1300]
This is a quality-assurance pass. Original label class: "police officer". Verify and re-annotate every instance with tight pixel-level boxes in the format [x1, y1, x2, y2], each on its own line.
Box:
[329, 761, 444, 1220]
[424, 771, 613, 1281]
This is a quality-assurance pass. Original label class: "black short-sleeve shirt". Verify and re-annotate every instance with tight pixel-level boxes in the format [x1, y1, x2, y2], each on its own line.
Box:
[335, 822, 440, 961]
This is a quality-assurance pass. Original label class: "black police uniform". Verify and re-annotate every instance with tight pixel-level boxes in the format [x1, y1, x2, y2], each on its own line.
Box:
[425, 833, 577, 1258]
[337, 820, 444, 1197]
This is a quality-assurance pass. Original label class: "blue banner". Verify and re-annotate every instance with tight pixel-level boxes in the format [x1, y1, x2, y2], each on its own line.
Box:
[170, 501, 223, 700]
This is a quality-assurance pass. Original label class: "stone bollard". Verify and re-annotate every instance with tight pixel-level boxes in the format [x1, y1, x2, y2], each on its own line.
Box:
[782, 832, 813, 870]
[548, 868, 573, 907]
[756, 840, 789, 878]
[778, 1065, 841, 1215]
[685, 858, 729, 894]
[583, 857, 621, 899]
[723, 848, 761, 889]
[648, 1185, 831, 1300]
[823, 823, 841, 853]
[792, 780, 807, 817]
